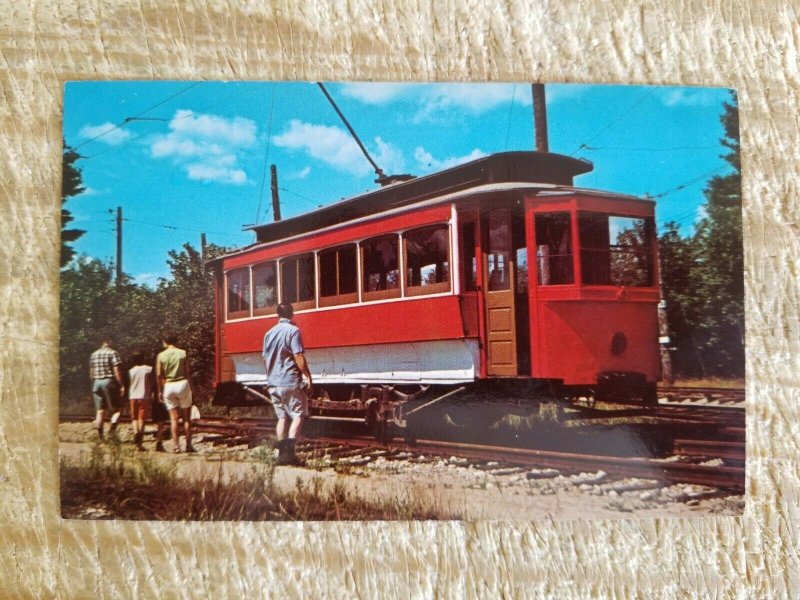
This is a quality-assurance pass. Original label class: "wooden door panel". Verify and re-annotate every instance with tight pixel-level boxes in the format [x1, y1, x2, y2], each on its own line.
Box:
[485, 209, 518, 376]
[488, 306, 513, 332]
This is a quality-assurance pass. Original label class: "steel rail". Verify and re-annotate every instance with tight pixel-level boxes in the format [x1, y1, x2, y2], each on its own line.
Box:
[304, 435, 745, 491]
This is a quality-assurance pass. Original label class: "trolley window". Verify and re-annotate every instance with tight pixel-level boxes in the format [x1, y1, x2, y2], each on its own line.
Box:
[253, 261, 278, 316]
[534, 212, 574, 285]
[460, 221, 478, 292]
[579, 213, 654, 287]
[404, 224, 451, 296]
[280, 253, 316, 310]
[319, 244, 358, 307]
[362, 234, 400, 301]
[226, 268, 251, 319]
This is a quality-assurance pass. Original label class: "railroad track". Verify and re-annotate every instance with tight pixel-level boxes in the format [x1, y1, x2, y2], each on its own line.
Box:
[658, 385, 745, 407]
[292, 435, 745, 491]
[60, 413, 744, 492]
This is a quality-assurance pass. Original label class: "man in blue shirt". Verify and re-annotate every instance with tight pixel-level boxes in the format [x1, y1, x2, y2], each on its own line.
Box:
[262, 303, 313, 465]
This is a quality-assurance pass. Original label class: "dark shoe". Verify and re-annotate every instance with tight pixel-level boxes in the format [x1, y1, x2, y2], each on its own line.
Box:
[134, 431, 144, 447]
[155, 441, 166, 452]
[275, 439, 288, 464]
[278, 439, 303, 466]
[186, 445, 197, 453]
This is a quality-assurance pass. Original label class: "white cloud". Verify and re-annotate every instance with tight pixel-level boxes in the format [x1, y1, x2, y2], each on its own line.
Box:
[288, 166, 312, 180]
[150, 110, 257, 185]
[661, 89, 719, 108]
[79, 122, 132, 146]
[339, 83, 415, 104]
[187, 164, 246, 185]
[414, 146, 487, 172]
[77, 186, 106, 197]
[273, 120, 406, 177]
[413, 84, 524, 123]
[544, 83, 591, 103]
[373, 136, 407, 175]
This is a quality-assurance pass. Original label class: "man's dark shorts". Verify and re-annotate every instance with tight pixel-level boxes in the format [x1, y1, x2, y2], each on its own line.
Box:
[92, 378, 120, 412]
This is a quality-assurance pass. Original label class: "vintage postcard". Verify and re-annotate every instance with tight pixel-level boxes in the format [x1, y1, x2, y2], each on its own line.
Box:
[59, 81, 744, 520]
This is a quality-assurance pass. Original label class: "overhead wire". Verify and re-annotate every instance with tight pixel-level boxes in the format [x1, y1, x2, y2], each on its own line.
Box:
[504, 84, 517, 150]
[581, 145, 718, 152]
[71, 82, 201, 151]
[572, 87, 657, 156]
[121, 217, 249, 240]
[278, 186, 321, 208]
[651, 165, 729, 199]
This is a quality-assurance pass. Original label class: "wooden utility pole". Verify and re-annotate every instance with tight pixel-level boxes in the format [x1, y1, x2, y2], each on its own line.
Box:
[531, 84, 549, 152]
[270, 164, 281, 222]
[656, 243, 674, 383]
[200, 232, 207, 261]
[115, 206, 122, 285]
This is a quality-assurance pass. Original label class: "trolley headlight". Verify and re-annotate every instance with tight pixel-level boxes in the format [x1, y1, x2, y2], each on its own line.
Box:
[610, 332, 627, 356]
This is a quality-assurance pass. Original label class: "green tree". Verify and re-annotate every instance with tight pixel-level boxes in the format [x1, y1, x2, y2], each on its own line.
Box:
[658, 222, 704, 376]
[657, 92, 744, 378]
[690, 94, 744, 377]
[155, 243, 228, 400]
[59, 258, 117, 393]
[61, 147, 86, 267]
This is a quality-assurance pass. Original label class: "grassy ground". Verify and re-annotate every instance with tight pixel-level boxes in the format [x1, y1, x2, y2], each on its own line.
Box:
[60, 439, 458, 521]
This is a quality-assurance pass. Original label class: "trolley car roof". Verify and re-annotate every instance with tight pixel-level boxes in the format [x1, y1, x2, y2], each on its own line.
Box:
[209, 151, 654, 266]
[245, 151, 592, 244]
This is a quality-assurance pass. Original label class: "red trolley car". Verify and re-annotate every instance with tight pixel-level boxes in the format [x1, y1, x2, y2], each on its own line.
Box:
[210, 151, 660, 431]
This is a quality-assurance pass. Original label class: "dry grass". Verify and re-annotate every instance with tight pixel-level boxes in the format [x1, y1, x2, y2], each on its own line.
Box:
[664, 378, 745, 389]
[60, 440, 458, 521]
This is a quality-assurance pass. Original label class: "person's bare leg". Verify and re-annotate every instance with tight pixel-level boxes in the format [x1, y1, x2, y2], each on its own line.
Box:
[288, 416, 304, 440]
[95, 408, 105, 438]
[130, 400, 138, 436]
[183, 407, 195, 451]
[169, 407, 180, 451]
[275, 417, 288, 441]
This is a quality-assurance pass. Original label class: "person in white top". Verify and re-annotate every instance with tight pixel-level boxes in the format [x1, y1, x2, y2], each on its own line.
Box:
[128, 350, 158, 451]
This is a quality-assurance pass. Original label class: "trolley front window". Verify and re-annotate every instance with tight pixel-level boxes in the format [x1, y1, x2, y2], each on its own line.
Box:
[534, 212, 574, 285]
[319, 244, 358, 307]
[280, 253, 316, 310]
[404, 224, 451, 296]
[579, 213, 654, 287]
[253, 261, 278, 316]
[226, 268, 251, 319]
[362, 234, 400, 301]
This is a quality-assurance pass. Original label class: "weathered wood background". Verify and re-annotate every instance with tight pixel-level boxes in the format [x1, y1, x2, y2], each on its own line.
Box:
[1, 1, 795, 597]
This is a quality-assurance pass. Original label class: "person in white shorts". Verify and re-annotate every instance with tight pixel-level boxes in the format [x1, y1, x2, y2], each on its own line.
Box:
[156, 333, 195, 453]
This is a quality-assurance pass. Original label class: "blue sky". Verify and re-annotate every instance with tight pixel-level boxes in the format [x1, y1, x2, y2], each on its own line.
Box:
[63, 82, 735, 285]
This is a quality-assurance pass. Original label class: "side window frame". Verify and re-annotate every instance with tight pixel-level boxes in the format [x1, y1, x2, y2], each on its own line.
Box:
[361, 233, 402, 302]
[403, 223, 452, 297]
[226, 266, 252, 320]
[279, 253, 316, 312]
[252, 260, 279, 317]
[318, 243, 359, 307]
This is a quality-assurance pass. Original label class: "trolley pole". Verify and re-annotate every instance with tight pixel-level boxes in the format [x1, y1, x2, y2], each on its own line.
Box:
[270, 164, 281, 222]
[532, 84, 549, 152]
[657, 256, 674, 383]
[115, 206, 122, 285]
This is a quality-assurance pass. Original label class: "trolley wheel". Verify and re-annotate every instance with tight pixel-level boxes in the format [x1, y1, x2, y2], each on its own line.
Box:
[370, 418, 394, 443]
[642, 383, 658, 409]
